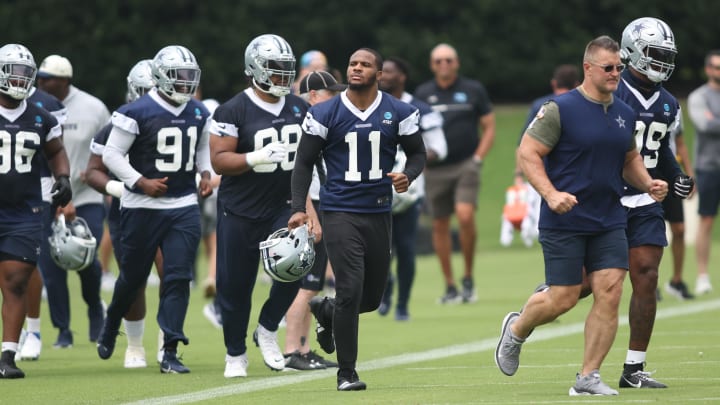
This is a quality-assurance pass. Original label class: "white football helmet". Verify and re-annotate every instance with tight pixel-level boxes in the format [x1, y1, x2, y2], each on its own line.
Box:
[259, 225, 315, 283]
[151, 45, 201, 104]
[126, 59, 155, 102]
[0, 43, 36, 100]
[620, 17, 677, 83]
[244, 34, 296, 97]
[48, 214, 97, 272]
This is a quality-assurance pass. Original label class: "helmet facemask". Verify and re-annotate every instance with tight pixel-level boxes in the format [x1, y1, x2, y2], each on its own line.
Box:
[157, 67, 200, 104]
[245, 34, 296, 97]
[621, 17, 677, 83]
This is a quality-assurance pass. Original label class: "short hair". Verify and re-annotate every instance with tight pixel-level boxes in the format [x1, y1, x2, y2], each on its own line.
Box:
[583, 35, 620, 61]
[705, 50, 720, 66]
[552, 64, 580, 89]
[385, 56, 410, 80]
[356, 47, 383, 70]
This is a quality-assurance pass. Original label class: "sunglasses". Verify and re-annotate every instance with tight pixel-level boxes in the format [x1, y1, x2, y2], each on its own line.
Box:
[433, 58, 455, 65]
[589, 62, 625, 73]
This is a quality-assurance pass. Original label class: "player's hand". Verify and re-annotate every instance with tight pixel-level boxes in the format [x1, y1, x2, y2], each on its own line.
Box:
[288, 211, 308, 231]
[305, 212, 322, 243]
[137, 176, 168, 198]
[545, 190, 577, 215]
[59, 202, 77, 222]
[671, 175, 694, 199]
[198, 173, 213, 198]
[246, 141, 287, 167]
[387, 172, 409, 193]
[648, 179, 668, 202]
[51, 175, 72, 208]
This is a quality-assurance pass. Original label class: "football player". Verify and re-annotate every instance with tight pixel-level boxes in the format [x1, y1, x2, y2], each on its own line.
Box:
[289, 48, 426, 391]
[0, 43, 72, 378]
[209, 34, 318, 378]
[97, 45, 212, 374]
[615, 17, 693, 389]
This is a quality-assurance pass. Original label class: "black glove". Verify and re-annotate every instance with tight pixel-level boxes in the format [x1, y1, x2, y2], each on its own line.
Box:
[672, 174, 694, 199]
[51, 175, 72, 207]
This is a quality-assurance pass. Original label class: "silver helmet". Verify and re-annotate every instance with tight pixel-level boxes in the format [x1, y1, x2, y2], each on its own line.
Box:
[620, 17, 677, 83]
[126, 59, 155, 102]
[48, 214, 97, 272]
[244, 34, 296, 97]
[259, 225, 315, 282]
[151, 45, 200, 104]
[0, 44, 36, 100]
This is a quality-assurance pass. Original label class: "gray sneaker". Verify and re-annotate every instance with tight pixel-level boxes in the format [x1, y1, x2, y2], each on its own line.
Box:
[494, 312, 524, 376]
[569, 370, 619, 396]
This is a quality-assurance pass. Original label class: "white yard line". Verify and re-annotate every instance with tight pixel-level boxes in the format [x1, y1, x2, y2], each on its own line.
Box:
[123, 299, 720, 405]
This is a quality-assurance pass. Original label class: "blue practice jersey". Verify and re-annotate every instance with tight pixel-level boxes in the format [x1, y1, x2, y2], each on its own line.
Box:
[211, 88, 308, 220]
[615, 71, 682, 196]
[0, 101, 61, 221]
[536, 90, 637, 232]
[28, 87, 66, 189]
[112, 94, 210, 198]
[302, 91, 419, 213]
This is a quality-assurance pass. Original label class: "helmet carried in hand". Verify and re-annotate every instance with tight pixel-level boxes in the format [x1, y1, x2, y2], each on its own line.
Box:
[259, 224, 315, 282]
[48, 214, 97, 271]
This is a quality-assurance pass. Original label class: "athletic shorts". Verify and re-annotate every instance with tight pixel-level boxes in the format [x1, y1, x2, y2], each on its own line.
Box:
[626, 203, 667, 248]
[540, 228, 628, 286]
[0, 219, 42, 264]
[696, 170, 720, 217]
[424, 157, 480, 218]
[662, 194, 684, 223]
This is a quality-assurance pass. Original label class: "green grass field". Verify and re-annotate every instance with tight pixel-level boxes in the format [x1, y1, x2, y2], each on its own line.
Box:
[5, 105, 719, 404]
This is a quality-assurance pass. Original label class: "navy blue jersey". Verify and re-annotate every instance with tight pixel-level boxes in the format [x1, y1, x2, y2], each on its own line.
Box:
[212, 89, 308, 219]
[537, 90, 637, 231]
[303, 91, 419, 213]
[615, 71, 682, 195]
[112, 94, 209, 198]
[0, 101, 60, 221]
[28, 88, 66, 178]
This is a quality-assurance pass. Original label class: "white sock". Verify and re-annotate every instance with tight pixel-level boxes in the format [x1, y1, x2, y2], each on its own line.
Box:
[123, 319, 145, 348]
[26, 317, 41, 334]
[2, 342, 19, 352]
[625, 350, 646, 365]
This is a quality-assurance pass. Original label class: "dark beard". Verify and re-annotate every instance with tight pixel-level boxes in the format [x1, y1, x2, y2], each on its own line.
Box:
[348, 78, 376, 91]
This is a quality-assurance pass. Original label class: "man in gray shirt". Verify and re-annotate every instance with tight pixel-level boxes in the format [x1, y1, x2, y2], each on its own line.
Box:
[687, 49, 720, 296]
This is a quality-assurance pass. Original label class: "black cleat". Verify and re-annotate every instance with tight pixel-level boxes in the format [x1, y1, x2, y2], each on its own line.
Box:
[0, 351, 25, 379]
[88, 305, 105, 342]
[619, 364, 667, 388]
[337, 369, 366, 391]
[284, 351, 326, 371]
[309, 296, 335, 354]
[307, 350, 337, 368]
[160, 350, 190, 374]
[96, 322, 118, 360]
[53, 328, 73, 348]
[665, 280, 695, 300]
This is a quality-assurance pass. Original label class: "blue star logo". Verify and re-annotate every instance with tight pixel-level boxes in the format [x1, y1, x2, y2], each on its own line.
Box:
[615, 115, 626, 128]
[632, 23, 646, 37]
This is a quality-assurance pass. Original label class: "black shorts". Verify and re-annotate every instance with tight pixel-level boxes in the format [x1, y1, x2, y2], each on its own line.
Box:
[662, 194, 684, 224]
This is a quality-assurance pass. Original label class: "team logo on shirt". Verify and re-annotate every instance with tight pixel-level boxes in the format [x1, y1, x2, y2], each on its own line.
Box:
[454, 92, 467, 103]
[195, 108, 203, 120]
[293, 105, 302, 118]
[615, 115, 626, 128]
[382, 111, 393, 125]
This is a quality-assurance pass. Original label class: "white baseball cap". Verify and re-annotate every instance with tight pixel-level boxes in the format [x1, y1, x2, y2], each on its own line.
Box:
[37, 55, 73, 78]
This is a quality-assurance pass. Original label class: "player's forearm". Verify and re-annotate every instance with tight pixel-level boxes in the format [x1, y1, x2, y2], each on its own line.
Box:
[623, 152, 653, 193]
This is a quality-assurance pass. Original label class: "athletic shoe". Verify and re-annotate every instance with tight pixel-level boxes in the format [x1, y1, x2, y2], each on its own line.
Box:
[284, 351, 326, 370]
[253, 325, 285, 371]
[665, 280, 694, 300]
[438, 285, 461, 304]
[569, 370, 618, 395]
[96, 323, 118, 360]
[337, 369, 366, 391]
[494, 312, 524, 376]
[157, 330, 164, 364]
[309, 296, 335, 354]
[224, 353, 248, 378]
[88, 306, 105, 342]
[53, 328, 73, 349]
[202, 302, 222, 329]
[14, 329, 26, 362]
[124, 346, 147, 368]
[19, 332, 41, 361]
[101, 271, 117, 293]
[395, 307, 410, 321]
[307, 350, 337, 368]
[695, 274, 713, 295]
[619, 365, 667, 388]
[0, 351, 25, 379]
[461, 277, 477, 303]
[160, 350, 190, 374]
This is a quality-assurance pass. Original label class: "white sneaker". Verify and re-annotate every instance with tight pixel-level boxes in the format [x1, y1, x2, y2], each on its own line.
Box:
[157, 329, 164, 364]
[15, 329, 27, 361]
[101, 271, 117, 293]
[252, 325, 285, 371]
[695, 274, 713, 295]
[224, 353, 248, 378]
[20, 331, 42, 361]
[124, 346, 147, 368]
